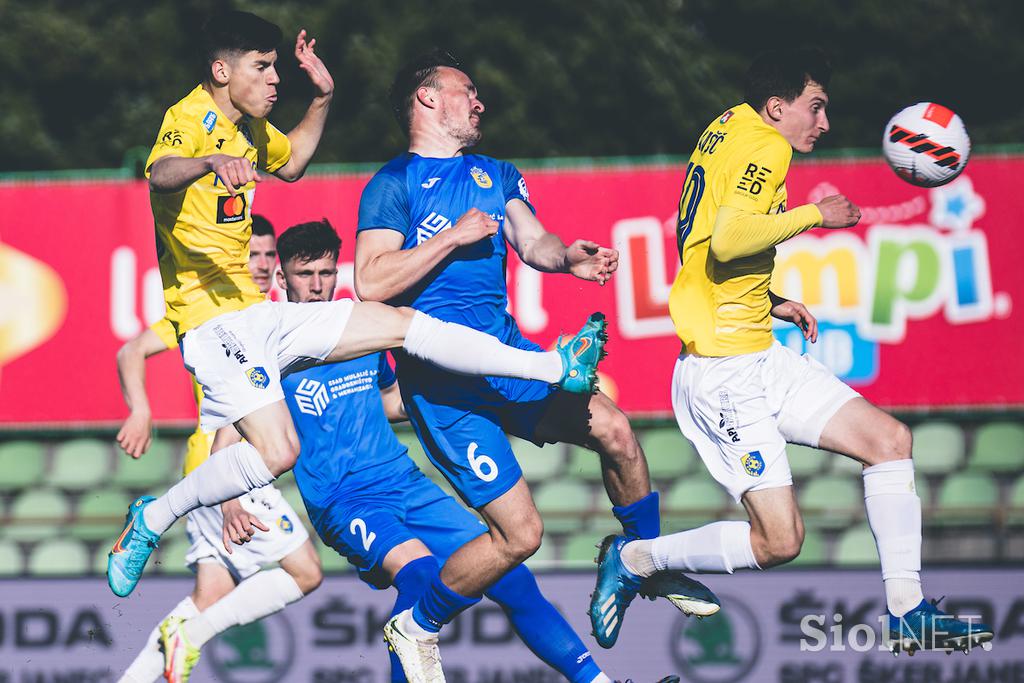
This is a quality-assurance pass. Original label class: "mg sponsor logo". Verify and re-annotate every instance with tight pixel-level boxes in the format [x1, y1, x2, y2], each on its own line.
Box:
[294, 377, 330, 416]
[416, 212, 452, 245]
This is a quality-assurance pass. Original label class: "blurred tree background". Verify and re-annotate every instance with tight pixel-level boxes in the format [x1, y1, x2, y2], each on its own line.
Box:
[0, 0, 1020, 172]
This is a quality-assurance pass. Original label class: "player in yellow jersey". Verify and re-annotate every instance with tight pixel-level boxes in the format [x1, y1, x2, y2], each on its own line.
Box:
[115, 220, 321, 683]
[592, 48, 993, 654]
[108, 10, 608, 600]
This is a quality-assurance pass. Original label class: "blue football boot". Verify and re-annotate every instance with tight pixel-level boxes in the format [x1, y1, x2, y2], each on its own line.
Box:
[888, 597, 994, 655]
[638, 570, 721, 619]
[589, 535, 643, 648]
[107, 495, 160, 597]
[556, 312, 608, 394]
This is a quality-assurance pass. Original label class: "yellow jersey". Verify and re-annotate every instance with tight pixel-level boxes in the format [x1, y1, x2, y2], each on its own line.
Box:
[668, 103, 821, 356]
[146, 84, 291, 339]
[150, 318, 211, 476]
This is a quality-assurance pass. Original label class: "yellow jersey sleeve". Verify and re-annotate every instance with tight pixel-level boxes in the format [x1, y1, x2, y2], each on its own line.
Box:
[148, 318, 178, 350]
[145, 111, 205, 175]
[721, 136, 793, 214]
[253, 119, 291, 173]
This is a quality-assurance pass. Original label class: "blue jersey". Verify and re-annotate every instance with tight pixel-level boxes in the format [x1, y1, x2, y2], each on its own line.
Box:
[286, 353, 409, 525]
[357, 152, 534, 337]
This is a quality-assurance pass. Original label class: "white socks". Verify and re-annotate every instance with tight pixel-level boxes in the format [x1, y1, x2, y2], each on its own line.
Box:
[403, 311, 563, 383]
[621, 521, 761, 577]
[863, 459, 923, 616]
[589, 674, 613, 683]
[183, 568, 304, 648]
[143, 442, 275, 534]
[118, 596, 198, 683]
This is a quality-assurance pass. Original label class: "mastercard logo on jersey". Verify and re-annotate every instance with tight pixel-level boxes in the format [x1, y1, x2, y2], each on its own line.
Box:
[217, 194, 248, 224]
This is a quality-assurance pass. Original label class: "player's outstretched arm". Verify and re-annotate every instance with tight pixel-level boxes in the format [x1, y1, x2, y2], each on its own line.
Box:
[275, 30, 334, 183]
[115, 328, 172, 458]
[504, 199, 617, 283]
[355, 208, 497, 302]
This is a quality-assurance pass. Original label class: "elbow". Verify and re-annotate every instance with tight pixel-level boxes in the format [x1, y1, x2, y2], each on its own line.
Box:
[709, 236, 739, 263]
[353, 274, 386, 303]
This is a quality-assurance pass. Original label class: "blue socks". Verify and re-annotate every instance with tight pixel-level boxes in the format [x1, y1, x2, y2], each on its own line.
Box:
[390, 557, 441, 683]
[411, 573, 481, 633]
[486, 565, 603, 683]
[613, 490, 660, 539]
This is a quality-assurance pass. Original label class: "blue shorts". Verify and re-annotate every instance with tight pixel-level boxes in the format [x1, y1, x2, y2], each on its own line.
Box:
[399, 321, 592, 509]
[311, 463, 487, 588]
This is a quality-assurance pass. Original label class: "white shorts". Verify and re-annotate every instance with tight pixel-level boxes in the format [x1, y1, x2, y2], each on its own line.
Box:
[671, 341, 859, 503]
[185, 484, 309, 580]
[181, 299, 354, 431]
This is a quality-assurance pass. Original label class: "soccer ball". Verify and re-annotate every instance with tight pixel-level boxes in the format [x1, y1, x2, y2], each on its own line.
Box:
[882, 102, 970, 187]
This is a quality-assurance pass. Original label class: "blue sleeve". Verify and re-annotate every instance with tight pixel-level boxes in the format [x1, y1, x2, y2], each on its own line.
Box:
[377, 353, 397, 390]
[497, 160, 536, 214]
[357, 170, 410, 235]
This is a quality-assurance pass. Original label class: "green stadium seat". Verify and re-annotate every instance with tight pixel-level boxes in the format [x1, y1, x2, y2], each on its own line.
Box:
[0, 440, 46, 492]
[73, 490, 130, 541]
[799, 475, 861, 528]
[318, 541, 352, 573]
[111, 437, 176, 489]
[154, 536, 193, 575]
[0, 539, 22, 575]
[834, 524, 878, 566]
[534, 480, 592, 533]
[587, 509, 623, 536]
[566, 446, 604, 483]
[397, 430, 430, 470]
[562, 533, 602, 568]
[830, 454, 865, 476]
[640, 427, 695, 481]
[911, 422, 966, 475]
[512, 437, 563, 483]
[525, 535, 557, 570]
[50, 439, 110, 491]
[969, 422, 1024, 474]
[663, 475, 728, 529]
[788, 529, 827, 566]
[787, 444, 825, 478]
[935, 472, 999, 524]
[1008, 476, 1024, 525]
[93, 543, 110, 575]
[28, 539, 90, 576]
[6, 488, 71, 541]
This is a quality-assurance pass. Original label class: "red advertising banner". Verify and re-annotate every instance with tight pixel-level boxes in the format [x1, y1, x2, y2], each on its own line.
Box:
[1, 155, 1022, 426]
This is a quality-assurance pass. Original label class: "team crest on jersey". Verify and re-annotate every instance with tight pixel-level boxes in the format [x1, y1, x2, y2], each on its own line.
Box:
[741, 451, 765, 477]
[279, 515, 294, 534]
[246, 366, 269, 389]
[470, 166, 493, 189]
[719, 110, 734, 125]
[202, 111, 217, 133]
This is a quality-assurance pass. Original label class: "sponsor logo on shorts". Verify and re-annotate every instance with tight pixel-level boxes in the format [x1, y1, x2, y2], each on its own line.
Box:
[279, 515, 294, 534]
[718, 390, 741, 443]
[202, 110, 218, 133]
[741, 451, 765, 477]
[217, 194, 248, 224]
[213, 325, 248, 364]
[246, 366, 269, 389]
[470, 166, 493, 189]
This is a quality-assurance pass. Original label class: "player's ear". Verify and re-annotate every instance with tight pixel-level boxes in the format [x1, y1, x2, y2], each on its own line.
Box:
[209, 58, 231, 86]
[764, 96, 785, 123]
[415, 85, 439, 111]
[276, 268, 287, 292]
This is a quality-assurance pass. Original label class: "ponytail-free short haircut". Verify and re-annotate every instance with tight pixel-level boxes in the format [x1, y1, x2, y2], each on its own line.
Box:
[388, 49, 463, 135]
[744, 47, 832, 112]
[200, 11, 282, 76]
[251, 214, 276, 239]
[277, 220, 342, 266]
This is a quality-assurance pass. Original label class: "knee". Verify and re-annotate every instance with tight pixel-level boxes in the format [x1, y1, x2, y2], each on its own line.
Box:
[875, 420, 913, 463]
[497, 516, 544, 566]
[291, 558, 323, 595]
[751, 525, 804, 569]
[264, 441, 300, 476]
[591, 404, 641, 464]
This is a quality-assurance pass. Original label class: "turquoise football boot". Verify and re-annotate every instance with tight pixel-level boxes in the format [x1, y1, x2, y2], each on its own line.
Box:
[888, 597, 994, 655]
[107, 495, 160, 597]
[556, 312, 608, 394]
[638, 570, 721, 619]
[589, 535, 642, 648]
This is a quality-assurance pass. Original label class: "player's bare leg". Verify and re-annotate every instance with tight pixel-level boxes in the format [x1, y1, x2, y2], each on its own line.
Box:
[818, 397, 992, 653]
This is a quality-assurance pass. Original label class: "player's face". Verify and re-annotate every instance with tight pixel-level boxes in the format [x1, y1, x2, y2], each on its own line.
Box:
[228, 50, 281, 119]
[280, 255, 338, 303]
[435, 67, 484, 148]
[778, 81, 830, 153]
[247, 234, 277, 295]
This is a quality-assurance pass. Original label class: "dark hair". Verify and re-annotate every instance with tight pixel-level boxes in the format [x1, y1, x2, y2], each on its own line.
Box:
[250, 214, 275, 239]
[743, 47, 831, 112]
[388, 49, 463, 134]
[200, 11, 282, 76]
[277, 220, 341, 266]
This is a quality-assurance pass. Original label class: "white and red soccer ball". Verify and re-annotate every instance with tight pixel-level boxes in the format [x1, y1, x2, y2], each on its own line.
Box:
[882, 102, 971, 187]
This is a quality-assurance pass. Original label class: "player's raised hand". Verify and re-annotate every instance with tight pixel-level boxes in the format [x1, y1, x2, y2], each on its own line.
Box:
[566, 240, 618, 285]
[208, 154, 260, 195]
[295, 29, 334, 99]
[116, 411, 152, 459]
[770, 298, 818, 343]
[450, 208, 499, 246]
[816, 194, 861, 229]
[221, 498, 270, 553]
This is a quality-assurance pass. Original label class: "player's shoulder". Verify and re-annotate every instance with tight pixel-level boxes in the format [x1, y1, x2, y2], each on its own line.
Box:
[164, 85, 217, 129]
[726, 104, 791, 158]
[465, 153, 516, 172]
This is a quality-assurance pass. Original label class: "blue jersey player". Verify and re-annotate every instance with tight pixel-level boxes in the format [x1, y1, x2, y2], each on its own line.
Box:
[355, 50, 719, 677]
[267, 220, 651, 683]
